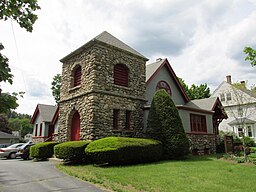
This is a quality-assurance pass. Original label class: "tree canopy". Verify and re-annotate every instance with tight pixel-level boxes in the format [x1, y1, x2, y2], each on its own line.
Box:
[178, 78, 211, 100]
[0, 0, 40, 114]
[0, 0, 40, 32]
[244, 46, 256, 67]
[51, 74, 61, 103]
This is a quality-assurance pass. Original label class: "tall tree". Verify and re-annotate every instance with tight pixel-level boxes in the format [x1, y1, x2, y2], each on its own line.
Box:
[244, 46, 256, 67]
[51, 74, 61, 103]
[178, 78, 211, 100]
[0, 114, 12, 133]
[0, 0, 40, 113]
[147, 89, 189, 159]
[8, 117, 33, 137]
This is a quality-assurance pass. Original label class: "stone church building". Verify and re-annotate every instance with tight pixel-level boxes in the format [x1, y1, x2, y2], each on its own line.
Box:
[32, 31, 227, 154]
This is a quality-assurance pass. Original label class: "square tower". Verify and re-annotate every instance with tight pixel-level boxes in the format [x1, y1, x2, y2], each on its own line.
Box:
[58, 31, 148, 141]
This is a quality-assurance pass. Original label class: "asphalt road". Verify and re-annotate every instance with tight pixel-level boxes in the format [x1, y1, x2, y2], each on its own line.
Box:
[0, 158, 105, 192]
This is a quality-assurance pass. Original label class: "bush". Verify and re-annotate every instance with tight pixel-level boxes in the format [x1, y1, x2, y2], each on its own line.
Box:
[250, 147, 256, 153]
[242, 136, 256, 147]
[85, 137, 163, 165]
[147, 89, 189, 159]
[30, 142, 59, 160]
[54, 141, 90, 163]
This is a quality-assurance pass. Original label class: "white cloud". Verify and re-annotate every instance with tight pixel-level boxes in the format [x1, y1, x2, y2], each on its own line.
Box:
[0, 0, 256, 115]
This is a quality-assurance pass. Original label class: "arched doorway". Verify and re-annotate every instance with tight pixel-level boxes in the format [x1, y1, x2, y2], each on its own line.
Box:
[71, 111, 80, 141]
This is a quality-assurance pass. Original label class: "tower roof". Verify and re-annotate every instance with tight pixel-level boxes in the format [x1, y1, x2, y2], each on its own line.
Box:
[60, 31, 148, 62]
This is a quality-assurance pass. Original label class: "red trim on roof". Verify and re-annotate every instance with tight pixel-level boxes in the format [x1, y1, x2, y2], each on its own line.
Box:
[177, 105, 214, 114]
[146, 59, 190, 103]
[51, 107, 59, 125]
[30, 104, 39, 124]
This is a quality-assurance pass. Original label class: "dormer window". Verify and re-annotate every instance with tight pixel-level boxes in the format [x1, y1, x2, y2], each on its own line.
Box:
[73, 65, 82, 87]
[156, 81, 172, 96]
[114, 64, 129, 87]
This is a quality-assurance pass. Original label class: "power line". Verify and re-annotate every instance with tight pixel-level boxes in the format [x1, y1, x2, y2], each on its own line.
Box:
[10, 19, 27, 93]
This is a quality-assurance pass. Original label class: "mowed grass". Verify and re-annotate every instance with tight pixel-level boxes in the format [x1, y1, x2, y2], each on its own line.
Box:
[57, 155, 256, 192]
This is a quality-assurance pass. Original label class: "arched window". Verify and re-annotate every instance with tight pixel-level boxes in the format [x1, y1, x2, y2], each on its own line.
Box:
[114, 64, 129, 87]
[156, 81, 172, 95]
[73, 66, 82, 87]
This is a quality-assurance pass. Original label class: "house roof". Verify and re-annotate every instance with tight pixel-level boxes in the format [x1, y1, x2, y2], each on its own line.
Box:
[60, 31, 148, 62]
[186, 97, 220, 111]
[30, 104, 58, 124]
[212, 80, 256, 99]
[183, 97, 228, 118]
[146, 58, 190, 103]
[0, 131, 19, 139]
[228, 117, 256, 126]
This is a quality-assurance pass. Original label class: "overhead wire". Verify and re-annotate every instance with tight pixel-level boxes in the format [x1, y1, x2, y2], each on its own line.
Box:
[10, 19, 28, 93]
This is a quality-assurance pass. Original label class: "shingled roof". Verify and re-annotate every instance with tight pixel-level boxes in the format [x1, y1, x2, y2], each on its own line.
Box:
[30, 104, 58, 124]
[0, 131, 19, 139]
[185, 97, 220, 111]
[60, 31, 148, 62]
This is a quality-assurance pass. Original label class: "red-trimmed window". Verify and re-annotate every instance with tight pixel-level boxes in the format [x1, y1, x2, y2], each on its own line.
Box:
[39, 123, 43, 136]
[73, 66, 82, 87]
[114, 64, 129, 87]
[156, 81, 172, 96]
[125, 110, 131, 130]
[190, 114, 207, 133]
[113, 109, 119, 130]
[35, 124, 38, 136]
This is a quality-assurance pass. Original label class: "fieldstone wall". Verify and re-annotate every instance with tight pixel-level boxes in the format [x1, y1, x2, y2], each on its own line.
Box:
[186, 133, 217, 155]
[58, 42, 147, 142]
[32, 137, 46, 144]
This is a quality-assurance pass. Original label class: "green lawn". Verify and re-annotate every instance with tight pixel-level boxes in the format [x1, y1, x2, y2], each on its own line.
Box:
[57, 155, 256, 192]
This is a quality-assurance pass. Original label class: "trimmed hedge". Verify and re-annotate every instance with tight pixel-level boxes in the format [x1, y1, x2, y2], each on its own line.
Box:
[30, 142, 59, 160]
[85, 137, 163, 165]
[54, 141, 90, 163]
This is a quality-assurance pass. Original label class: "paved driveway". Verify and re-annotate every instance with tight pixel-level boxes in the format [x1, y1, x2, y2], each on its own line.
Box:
[0, 158, 104, 192]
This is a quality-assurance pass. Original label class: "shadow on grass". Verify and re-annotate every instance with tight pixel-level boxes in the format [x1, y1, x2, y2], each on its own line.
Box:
[58, 154, 224, 168]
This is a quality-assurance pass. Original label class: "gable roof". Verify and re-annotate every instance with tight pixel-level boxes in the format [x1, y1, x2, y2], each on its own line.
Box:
[60, 31, 148, 62]
[228, 117, 256, 126]
[212, 80, 256, 99]
[146, 58, 190, 103]
[0, 131, 19, 139]
[30, 104, 58, 124]
[186, 97, 220, 111]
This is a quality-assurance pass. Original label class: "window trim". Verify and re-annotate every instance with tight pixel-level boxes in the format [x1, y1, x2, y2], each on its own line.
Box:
[226, 93, 232, 101]
[35, 124, 38, 136]
[125, 110, 131, 130]
[190, 114, 207, 133]
[73, 65, 82, 87]
[113, 109, 119, 130]
[156, 80, 172, 96]
[114, 64, 129, 87]
[39, 123, 43, 136]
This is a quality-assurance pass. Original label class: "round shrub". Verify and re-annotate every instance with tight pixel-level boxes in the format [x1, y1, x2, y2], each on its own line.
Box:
[147, 89, 190, 159]
[54, 141, 90, 163]
[85, 137, 163, 165]
[30, 142, 59, 160]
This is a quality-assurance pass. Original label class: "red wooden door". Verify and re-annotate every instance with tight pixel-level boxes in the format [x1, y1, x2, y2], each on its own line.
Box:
[71, 111, 80, 141]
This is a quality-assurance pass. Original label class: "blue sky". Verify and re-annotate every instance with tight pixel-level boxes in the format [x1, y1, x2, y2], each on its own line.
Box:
[0, 0, 256, 115]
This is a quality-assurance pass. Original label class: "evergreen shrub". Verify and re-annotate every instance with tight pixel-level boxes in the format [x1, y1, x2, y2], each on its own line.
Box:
[85, 137, 162, 165]
[30, 142, 59, 160]
[147, 89, 190, 159]
[54, 141, 90, 163]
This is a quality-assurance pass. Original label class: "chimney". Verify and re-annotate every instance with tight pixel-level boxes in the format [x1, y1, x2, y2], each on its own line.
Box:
[226, 75, 231, 84]
[156, 58, 162, 62]
[240, 81, 246, 88]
